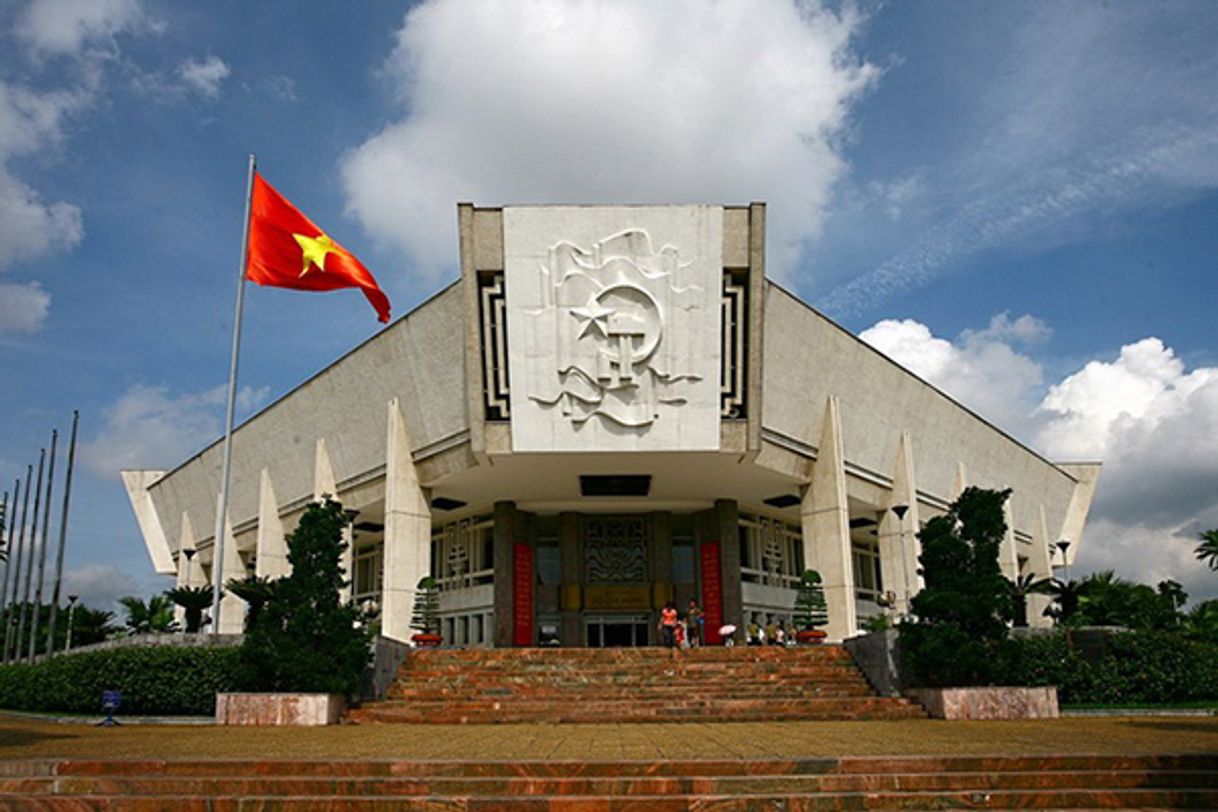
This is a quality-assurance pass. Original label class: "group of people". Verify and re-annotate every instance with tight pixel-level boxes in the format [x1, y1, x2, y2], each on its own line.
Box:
[745, 617, 794, 646]
[658, 599, 704, 648]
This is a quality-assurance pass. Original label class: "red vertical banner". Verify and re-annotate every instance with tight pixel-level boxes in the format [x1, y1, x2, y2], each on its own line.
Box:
[700, 542, 723, 644]
[513, 542, 534, 647]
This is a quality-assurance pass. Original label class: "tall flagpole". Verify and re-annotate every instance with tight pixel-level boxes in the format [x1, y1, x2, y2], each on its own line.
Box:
[29, 430, 57, 661]
[0, 488, 9, 657]
[17, 449, 44, 662]
[4, 469, 30, 663]
[47, 411, 79, 655]
[210, 153, 257, 635]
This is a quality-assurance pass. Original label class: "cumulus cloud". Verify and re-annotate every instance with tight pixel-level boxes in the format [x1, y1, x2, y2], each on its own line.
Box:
[0, 281, 52, 334]
[62, 564, 139, 612]
[16, 0, 153, 57]
[859, 312, 1047, 434]
[81, 382, 271, 477]
[341, 0, 877, 279]
[175, 56, 231, 98]
[861, 312, 1218, 602]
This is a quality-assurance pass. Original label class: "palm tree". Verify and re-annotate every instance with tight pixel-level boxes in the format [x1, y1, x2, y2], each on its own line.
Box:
[226, 575, 278, 631]
[1042, 578, 1085, 625]
[119, 594, 178, 634]
[1008, 573, 1053, 628]
[166, 585, 214, 633]
[70, 607, 117, 647]
[1196, 529, 1218, 571]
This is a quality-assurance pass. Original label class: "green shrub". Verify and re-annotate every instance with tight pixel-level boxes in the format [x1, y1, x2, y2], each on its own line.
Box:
[1001, 630, 1218, 705]
[0, 646, 240, 715]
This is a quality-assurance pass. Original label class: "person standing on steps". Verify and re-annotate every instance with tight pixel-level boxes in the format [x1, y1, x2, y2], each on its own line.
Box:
[659, 601, 679, 648]
[686, 598, 703, 647]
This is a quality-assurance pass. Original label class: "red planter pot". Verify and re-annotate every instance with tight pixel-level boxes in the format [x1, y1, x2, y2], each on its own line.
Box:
[795, 629, 827, 645]
[411, 633, 442, 648]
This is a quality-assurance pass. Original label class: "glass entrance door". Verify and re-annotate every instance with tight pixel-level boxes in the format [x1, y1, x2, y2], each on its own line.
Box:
[585, 614, 651, 647]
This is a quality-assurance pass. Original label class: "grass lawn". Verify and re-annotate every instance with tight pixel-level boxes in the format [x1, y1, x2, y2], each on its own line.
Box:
[0, 716, 1216, 762]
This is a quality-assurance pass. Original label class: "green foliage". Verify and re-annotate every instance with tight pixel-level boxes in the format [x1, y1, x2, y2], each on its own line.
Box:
[860, 613, 892, 633]
[903, 487, 1014, 686]
[71, 607, 118, 647]
[1045, 572, 1188, 630]
[1003, 630, 1218, 705]
[793, 569, 828, 630]
[119, 594, 178, 634]
[226, 575, 277, 632]
[1008, 573, 1054, 628]
[410, 576, 440, 634]
[1184, 599, 1218, 643]
[166, 585, 213, 633]
[1195, 529, 1218, 571]
[236, 499, 370, 696]
[1042, 578, 1085, 625]
[0, 645, 240, 715]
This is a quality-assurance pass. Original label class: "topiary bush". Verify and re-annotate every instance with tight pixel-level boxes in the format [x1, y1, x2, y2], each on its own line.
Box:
[0, 646, 240, 715]
[237, 498, 370, 696]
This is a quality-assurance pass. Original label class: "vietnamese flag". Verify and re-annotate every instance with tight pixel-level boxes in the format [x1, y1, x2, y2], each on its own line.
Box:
[246, 172, 391, 323]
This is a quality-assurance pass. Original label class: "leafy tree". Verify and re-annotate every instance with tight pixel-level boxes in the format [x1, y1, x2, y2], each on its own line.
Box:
[1196, 529, 1218, 571]
[1043, 578, 1085, 625]
[902, 487, 1014, 686]
[1185, 599, 1218, 643]
[793, 569, 829, 630]
[166, 585, 214, 633]
[1050, 571, 1188, 630]
[119, 594, 178, 634]
[70, 607, 118, 647]
[1009, 572, 1053, 628]
[226, 575, 277, 632]
[236, 499, 369, 696]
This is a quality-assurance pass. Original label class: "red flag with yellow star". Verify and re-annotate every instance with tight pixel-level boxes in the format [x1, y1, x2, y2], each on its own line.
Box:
[245, 172, 391, 323]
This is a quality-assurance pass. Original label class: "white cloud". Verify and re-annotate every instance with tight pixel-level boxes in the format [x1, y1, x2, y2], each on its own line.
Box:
[80, 382, 271, 477]
[0, 281, 52, 334]
[16, 0, 152, 57]
[859, 312, 1046, 434]
[341, 0, 877, 279]
[860, 313, 1218, 602]
[1036, 338, 1218, 530]
[175, 56, 231, 99]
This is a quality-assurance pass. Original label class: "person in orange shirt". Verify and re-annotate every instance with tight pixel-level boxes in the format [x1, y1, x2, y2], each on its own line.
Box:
[659, 602, 679, 648]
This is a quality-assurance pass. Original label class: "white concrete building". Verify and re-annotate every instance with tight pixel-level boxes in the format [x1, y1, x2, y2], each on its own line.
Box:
[124, 204, 1099, 645]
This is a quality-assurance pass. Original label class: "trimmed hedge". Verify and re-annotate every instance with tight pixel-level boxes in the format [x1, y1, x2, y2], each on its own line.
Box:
[1004, 630, 1218, 705]
[0, 646, 240, 716]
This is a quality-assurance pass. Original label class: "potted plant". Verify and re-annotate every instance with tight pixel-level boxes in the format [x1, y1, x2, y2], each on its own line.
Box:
[410, 575, 442, 647]
[793, 569, 829, 644]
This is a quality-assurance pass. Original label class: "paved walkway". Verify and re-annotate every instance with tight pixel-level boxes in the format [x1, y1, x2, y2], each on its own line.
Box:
[1, 716, 1216, 761]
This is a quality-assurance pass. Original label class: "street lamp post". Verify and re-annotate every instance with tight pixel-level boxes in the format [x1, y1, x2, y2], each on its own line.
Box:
[890, 505, 910, 617]
[1056, 540, 1072, 583]
[65, 594, 78, 652]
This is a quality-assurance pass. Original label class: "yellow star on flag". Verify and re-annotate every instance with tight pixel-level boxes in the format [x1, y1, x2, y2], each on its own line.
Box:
[293, 232, 341, 278]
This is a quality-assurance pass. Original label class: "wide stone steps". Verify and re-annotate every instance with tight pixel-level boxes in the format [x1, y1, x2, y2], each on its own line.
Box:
[2, 755, 1216, 809]
[358, 645, 922, 723]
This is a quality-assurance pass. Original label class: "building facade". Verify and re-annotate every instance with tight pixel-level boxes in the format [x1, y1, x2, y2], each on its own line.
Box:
[124, 204, 1099, 645]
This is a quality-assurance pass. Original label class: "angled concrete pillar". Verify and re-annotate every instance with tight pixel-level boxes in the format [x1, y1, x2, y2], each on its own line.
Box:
[1027, 505, 1055, 628]
[1056, 463, 1102, 569]
[256, 468, 289, 579]
[999, 498, 1020, 580]
[800, 396, 856, 641]
[382, 398, 432, 643]
[953, 462, 968, 500]
[212, 507, 246, 634]
[313, 438, 353, 600]
[877, 431, 921, 615]
[172, 512, 199, 627]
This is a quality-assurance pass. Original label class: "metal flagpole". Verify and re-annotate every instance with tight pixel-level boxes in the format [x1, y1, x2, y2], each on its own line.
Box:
[47, 411, 79, 655]
[17, 449, 44, 663]
[29, 430, 57, 661]
[3, 469, 30, 663]
[0, 489, 8, 655]
[209, 153, 257, 635]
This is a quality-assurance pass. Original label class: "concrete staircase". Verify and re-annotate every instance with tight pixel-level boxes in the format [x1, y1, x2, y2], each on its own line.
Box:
[350, 645, 925, 724]
[3, 754, 1217, 809]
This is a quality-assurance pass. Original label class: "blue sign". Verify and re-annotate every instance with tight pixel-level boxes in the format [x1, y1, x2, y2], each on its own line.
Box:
[102, 690, 121, 710]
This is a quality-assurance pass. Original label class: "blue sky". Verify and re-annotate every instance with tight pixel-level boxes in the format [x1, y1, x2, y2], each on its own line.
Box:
[1, 0, 1216, 612]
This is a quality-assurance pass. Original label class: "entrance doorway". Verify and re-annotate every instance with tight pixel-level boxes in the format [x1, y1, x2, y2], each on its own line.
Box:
[585, 614, 651, 647]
